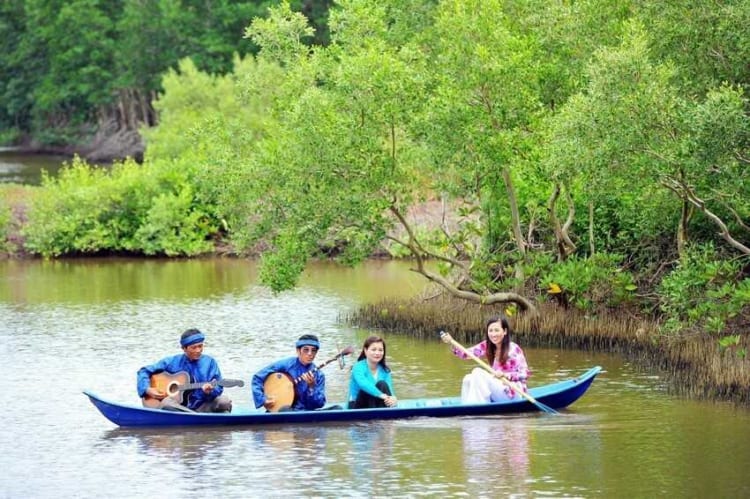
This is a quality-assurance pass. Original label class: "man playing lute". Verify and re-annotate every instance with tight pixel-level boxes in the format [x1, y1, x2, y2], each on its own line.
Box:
[252, 334, 327, 412]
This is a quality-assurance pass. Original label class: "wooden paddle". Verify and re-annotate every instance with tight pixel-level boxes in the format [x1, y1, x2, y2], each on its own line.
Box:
[439, 331, 560, 415]
[263, 345, 355, 412]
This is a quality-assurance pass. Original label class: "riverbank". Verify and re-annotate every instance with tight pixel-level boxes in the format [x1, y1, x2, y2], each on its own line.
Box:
[0, 185, 457, 260]
[5, 125, 143, 163]
[345, 293, 750, 405]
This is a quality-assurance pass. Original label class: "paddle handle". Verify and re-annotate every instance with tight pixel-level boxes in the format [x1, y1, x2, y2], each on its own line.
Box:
[440, 332, 506, 380]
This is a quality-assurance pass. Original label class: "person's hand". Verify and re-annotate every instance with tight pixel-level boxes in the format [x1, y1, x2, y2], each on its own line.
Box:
[383, 395, 398, 407]
[201, 382, 214, 394]
[300, 371, 315, 388]
[440, 332, 453, 344]
[494, 371, 509, 380]
[263, 396, 276, 410]
[145, 387, 166, 400]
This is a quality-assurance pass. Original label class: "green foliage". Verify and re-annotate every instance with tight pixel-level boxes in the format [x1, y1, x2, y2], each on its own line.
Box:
[8, 0, 749, 334]
[21, 156, 216, 257]
[133, 184, 213, 256]
[540, 253, 637, 311]
[0, 0, 291, 142]
[424, 0, 542, 195]
[718, 335, 747, 359]
[0, 128, 21, 146]
[258, 234, 313, 292]
[657, 244, 750, 335]
[144, 55, 276, 162]
[236, 0, 431, 291]
[639, 0, 750, 95]
[543, 17, 750, 274]
[244, 1, 316, 66]
[680, 85, 750, 233]
[582, 188, 679, 267]
[31, 0, 117, 129]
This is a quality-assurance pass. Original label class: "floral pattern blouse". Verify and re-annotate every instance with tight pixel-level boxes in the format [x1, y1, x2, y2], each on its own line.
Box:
[452, 340, 530, 388]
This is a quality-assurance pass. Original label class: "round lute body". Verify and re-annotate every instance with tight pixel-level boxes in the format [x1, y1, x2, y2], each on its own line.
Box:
[262, 346, 355, 412]
[262, 372, 295, 412]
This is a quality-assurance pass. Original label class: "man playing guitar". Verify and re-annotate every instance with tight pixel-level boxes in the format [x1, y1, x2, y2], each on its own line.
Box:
[137, 328, 233, 412]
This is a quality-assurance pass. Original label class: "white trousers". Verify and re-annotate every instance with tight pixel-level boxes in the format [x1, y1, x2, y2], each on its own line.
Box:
[461, 368, 516, 404]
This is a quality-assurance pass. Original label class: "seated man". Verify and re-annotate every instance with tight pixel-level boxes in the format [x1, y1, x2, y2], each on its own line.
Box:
[252, 334, 326, 411]
[137, 328, 232, 413]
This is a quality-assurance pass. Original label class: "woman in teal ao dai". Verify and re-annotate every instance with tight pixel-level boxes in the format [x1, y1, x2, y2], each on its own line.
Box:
[348, 336, 397, 409]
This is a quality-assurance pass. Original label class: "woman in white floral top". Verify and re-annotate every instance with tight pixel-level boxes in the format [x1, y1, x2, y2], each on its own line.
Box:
[444, 315, 530, 404]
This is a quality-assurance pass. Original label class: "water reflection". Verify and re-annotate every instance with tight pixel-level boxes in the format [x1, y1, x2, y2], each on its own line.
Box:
[252, 425, 331, 455]
[103, 427, 235, 461]
[346, 422, 397, 489]
[461, 417, 531, 494]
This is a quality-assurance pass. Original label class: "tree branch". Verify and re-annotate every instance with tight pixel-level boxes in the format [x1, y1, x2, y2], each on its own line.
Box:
[661, 177, 750, 255]
[388, 203, 538, 314]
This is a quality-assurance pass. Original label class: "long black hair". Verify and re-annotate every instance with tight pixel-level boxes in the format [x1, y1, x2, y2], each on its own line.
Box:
[485, 315, 512, 366]
[357, 335, 391, 372]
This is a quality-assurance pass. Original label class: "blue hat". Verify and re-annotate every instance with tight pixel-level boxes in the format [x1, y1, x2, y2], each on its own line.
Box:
[296, 335, 320, 349]
[181, 331, 205, 347]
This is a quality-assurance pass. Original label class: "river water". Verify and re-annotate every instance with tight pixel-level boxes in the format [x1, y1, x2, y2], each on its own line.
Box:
[0, 147, 69, 184]
[1, 258, 749, 498]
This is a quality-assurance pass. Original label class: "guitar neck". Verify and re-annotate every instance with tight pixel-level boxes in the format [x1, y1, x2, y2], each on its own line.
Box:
[177, 380, 214, 392]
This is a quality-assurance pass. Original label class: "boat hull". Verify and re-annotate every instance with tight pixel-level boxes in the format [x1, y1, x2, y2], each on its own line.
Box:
[85, 366, 601, 427]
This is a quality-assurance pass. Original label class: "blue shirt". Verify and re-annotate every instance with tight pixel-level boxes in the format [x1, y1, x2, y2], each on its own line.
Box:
[348, 359, 395, 402]
[136, 353, 224, 410]
[252, 356, 326, 411]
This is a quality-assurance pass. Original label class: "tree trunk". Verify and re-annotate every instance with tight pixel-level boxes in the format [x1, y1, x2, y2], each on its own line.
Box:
[589, 200, 595, 256]
[677, 198, 690, 257]
[501, 167, 526, 281]
[547, 182, 577, 261]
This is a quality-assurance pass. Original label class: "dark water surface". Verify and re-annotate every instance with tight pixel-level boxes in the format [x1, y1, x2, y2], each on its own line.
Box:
[2, 258, 749, 498]
[0, 148, 70, 184]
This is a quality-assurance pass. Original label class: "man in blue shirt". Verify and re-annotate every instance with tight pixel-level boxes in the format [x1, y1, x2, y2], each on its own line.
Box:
[252, 334, 326, 411]
[137, 328, 233, 412]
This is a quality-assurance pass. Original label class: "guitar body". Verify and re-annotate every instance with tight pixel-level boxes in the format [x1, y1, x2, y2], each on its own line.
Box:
[142, 371, 190, 408]
[263, 372, 295, 412]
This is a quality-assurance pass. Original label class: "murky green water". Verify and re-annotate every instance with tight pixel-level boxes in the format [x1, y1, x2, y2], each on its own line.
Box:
[2, 258, 749, 498]
[0, 148, 69, 184]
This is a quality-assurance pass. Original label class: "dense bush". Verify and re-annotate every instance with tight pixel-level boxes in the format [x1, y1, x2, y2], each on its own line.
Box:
[538, 253, 638, 312]
[21, 156, 217, 257]
[657, 244, 750, 335]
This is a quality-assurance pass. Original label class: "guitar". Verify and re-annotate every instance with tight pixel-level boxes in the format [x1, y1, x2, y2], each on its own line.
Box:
[142, 371, 245, 408]
[263, 346, 354, 412]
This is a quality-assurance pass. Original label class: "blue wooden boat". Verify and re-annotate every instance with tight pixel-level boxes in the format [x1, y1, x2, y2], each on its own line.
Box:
[85, 366, 601, 427]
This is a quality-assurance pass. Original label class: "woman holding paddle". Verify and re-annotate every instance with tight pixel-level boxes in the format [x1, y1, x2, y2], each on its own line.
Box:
[348, 335, 397, 409]
[442, 315, 530, 404]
